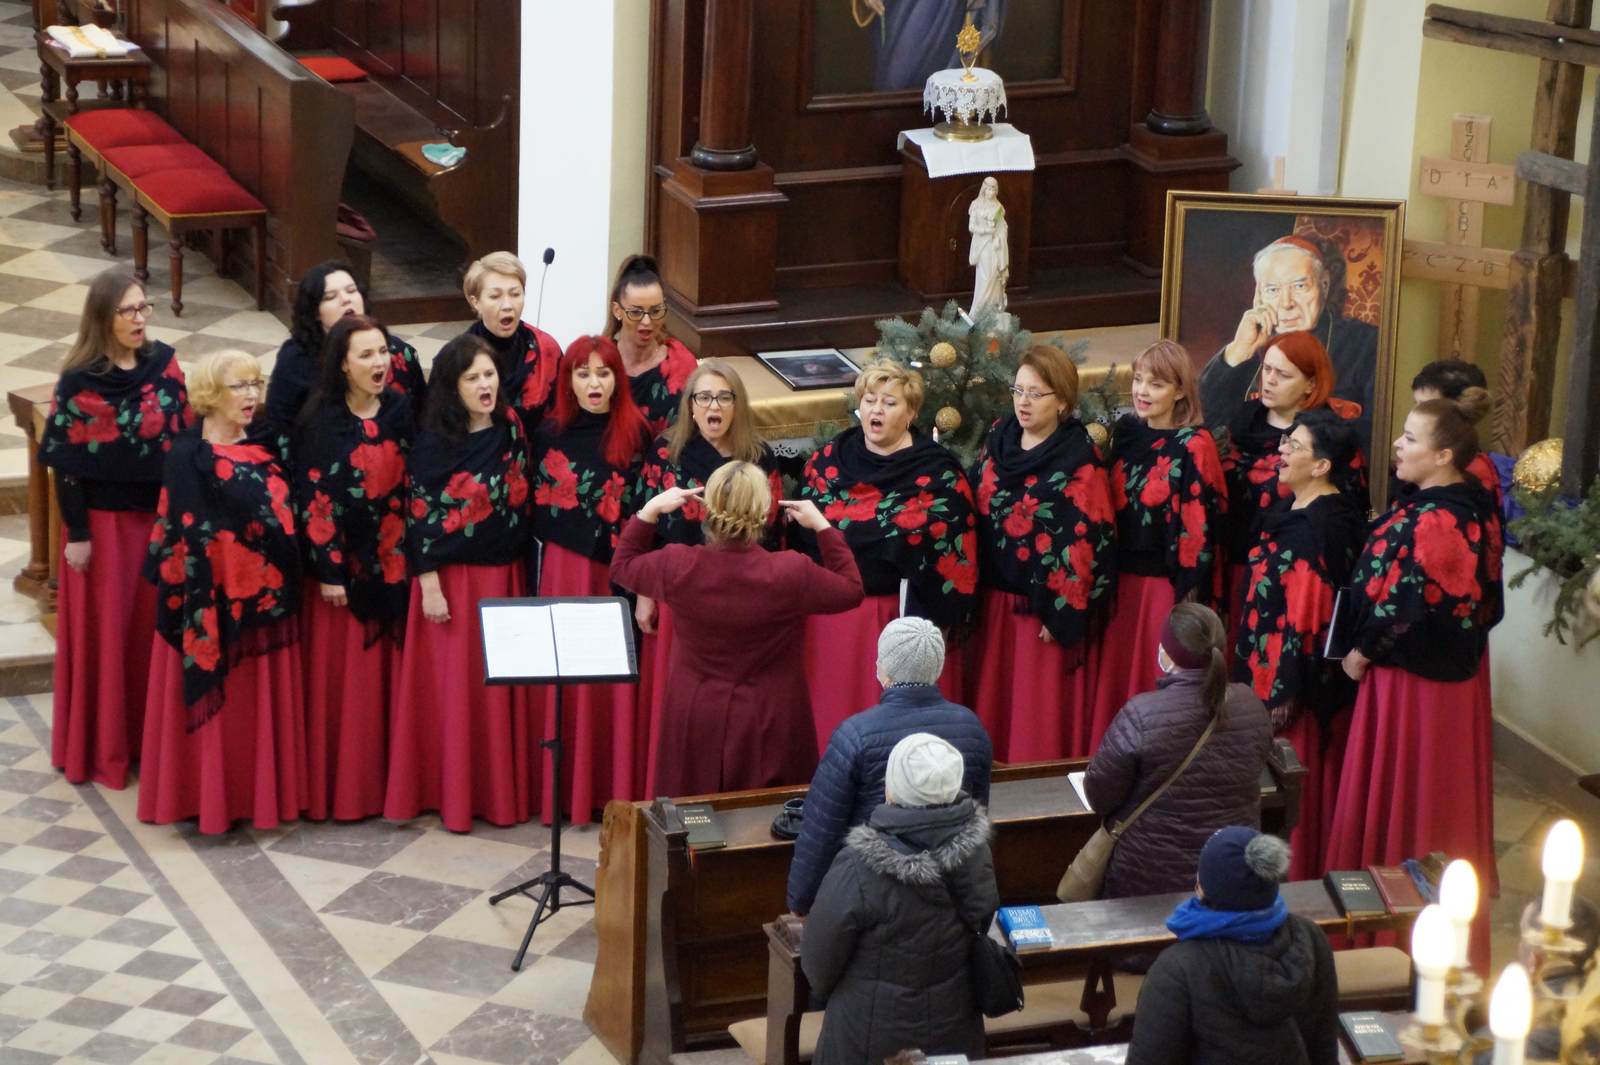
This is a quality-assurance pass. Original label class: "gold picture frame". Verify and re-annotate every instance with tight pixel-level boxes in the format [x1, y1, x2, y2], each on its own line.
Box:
[1158, 190, 1406, 510]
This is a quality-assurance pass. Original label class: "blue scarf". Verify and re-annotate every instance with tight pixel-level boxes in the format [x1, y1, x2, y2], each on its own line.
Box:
[1166, 895, 1288, 944]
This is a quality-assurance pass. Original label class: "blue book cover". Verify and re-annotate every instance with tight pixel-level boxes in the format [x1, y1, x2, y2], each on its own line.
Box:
[996, 905, 1053, 950]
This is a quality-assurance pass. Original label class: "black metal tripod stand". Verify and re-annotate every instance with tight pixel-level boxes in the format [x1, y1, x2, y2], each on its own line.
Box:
[488, 683, 594, 971]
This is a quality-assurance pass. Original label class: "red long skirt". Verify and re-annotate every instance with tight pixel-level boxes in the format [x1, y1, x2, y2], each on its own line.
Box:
[1325, 663, 1496, 971]
[1279, 708, 1350, 883]
[1084, 573, 1173, 752]
[536, 543, 640, 825]
[638, 604, 677, 799]
[965, 588, 1095, 760]
[384, 562, 536, 832]
[301, 582, 399, 821]
[802, 594, 965, 757]
[1224, 561, 1248, 663]
[52, 509, 157, 789]
[137, 623, 306, 833]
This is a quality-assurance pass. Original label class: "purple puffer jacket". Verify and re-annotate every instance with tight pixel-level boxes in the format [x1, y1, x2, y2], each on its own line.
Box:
[1084, 669, 1273, 899]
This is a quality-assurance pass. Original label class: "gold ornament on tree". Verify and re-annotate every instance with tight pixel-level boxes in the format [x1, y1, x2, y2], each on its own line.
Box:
[1086, 421, 1110, 451]
[935, 406, 962, 433]
[928, 341, 957, 368]
[1513, 438, 1564, 494]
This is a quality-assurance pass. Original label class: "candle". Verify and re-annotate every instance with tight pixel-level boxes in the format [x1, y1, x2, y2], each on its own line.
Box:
[1411, 905, 1455, 1026]
[1540, 819, 1584, 930]
[1438, 859, 1478, 969]
[1488, 963, 1532, 1065]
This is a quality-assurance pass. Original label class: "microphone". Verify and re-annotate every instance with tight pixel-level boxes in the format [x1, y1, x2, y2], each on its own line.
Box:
[534, 247, 555, 330]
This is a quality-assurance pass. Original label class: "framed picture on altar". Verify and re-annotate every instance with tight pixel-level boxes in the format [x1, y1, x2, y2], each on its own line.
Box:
[1158, 190, 1406, 506]
[757, 348, 861, 391]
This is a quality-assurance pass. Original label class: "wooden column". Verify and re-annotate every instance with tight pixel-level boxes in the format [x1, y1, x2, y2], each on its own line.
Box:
[1147, 0, 1213, 135]
[1493, 0, 1591, 454]
[689, 0, 756, 171]
[1562, 76, 1600, 491]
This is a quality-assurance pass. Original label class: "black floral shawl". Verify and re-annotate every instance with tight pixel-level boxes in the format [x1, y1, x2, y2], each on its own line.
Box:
[800, 426, 978, 629]
[635, 434, 785, 548]
[1232, 492, 1366, 730]
[405, 415, 531, 573]
[970, 415, 1116, 650]
[1223, 403, 1368, 558]
[468, 320, 564, 429]
[531, 410, 650, 564]
[263, 334, 426, 444]
[1349, 482, 1504, 682]
[1108, 414, 1229, 606]
[293, 392, 414, 638]
[628, 338, 699, 437]
[40, 342, 191, 482]
[143, 430, 301, 725]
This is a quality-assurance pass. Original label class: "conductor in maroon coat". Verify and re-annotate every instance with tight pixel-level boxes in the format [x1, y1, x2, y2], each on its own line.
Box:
[612, 460, 865, 796]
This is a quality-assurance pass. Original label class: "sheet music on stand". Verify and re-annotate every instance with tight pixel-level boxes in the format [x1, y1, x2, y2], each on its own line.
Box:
[479, 597, 638, 684]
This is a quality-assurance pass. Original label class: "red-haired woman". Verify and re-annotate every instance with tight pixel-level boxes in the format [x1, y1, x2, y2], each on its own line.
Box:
[41, 270, 190, 788]
[531, 335, 653, 822]
[966, 346, 1116, 760]
[1221, 330, 1365, 646]
[1328, 397, 1503, 971]
[292, 315, 413, 821]
[1086, 340, 1228, 750]
[384, 334, 536, 832]
[139, 351, 306, 833]
[605, 255, 698, 435]
[798, 358, 979, 752]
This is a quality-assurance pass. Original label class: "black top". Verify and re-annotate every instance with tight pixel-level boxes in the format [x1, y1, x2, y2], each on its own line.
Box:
[405, 416, 531, 573]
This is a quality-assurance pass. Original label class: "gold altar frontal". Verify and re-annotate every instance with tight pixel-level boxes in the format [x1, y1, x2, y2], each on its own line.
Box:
[733, 323, 1156, 441]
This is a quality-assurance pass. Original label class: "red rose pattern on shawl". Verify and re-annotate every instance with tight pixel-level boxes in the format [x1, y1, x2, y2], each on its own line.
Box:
[408, 421, 530, 566]
[349, 439, 405, 499]
[1354, 499, 1485, 626]
[633, 341, 699, 437]
[1111, 424, 1227, 605]
[1238, 544, 1338, 708]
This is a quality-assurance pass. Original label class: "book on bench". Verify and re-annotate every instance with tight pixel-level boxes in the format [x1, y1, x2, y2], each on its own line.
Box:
[678, 803, 726, 851]
[1339, 1010, 1404, 1062]
[1367, 864, 1425, 915]
[996, 905, 1053, 951]
[1323, 870, 1386, 918]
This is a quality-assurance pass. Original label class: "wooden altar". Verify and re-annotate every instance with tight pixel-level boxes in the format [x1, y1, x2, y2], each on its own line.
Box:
[647, 0, 1237, 357]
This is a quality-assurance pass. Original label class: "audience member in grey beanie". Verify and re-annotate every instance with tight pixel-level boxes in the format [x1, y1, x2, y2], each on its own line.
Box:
[1126, 827, 1339, 1065]
[1084, 603, 1271, 902]
[786, 620, 992, 915]
[801, 734, 998, 1065]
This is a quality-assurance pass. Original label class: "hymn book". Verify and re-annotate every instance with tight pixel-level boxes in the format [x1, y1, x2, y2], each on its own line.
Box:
[1323, 871, 1386, 918]
[1367, 864, 1425, 915]
[996, 906, 1053, 951]
[678, 804, 727, 851]
[1338, 1011, 1404, 1062]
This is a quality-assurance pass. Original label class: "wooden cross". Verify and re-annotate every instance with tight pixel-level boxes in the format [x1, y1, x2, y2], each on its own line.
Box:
[1425, 1, 1600, 492]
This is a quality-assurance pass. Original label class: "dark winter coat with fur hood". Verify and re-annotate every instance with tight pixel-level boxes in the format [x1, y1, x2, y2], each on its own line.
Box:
[800, 797, 998, 1065]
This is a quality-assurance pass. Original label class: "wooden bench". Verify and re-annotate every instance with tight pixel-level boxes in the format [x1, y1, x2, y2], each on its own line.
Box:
[753, 888, 1417, 1065]
[583, 744, 1307, 1065]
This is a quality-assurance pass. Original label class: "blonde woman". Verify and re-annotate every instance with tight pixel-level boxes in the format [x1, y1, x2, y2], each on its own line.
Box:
[139, 350, 307, 833]
[612, 461, 863, 796]
[464, 250, 565, 427]
[40, 269, 191, 788]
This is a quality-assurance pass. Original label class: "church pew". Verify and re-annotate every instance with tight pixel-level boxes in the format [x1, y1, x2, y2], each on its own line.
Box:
[120, 0, 353, 313]
[757, 886, 1418, 1065]
[582, 743, 1306, 1065]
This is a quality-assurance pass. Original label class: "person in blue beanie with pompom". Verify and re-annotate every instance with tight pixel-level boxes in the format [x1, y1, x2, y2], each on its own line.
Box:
[1126, 826, 1339, 1065]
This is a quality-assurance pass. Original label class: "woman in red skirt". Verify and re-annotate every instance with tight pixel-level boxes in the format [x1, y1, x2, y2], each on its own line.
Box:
[384, 334, 535, 832]
[138, 351, 305, 833]
[530, 335, 652, 823]
[1329, 396, 1503, 971]
[1220, 330, 1365, 648]
[1232, 411, 1366, 880]
[633, 358, 786, 795]
[605, 255, 699, 436]
[798, 358, 979, 754]
[1087, 340, 1227, 751]
[290, 315, 413, 820]
[41, 270, 191, 788]
[966, 346, 1116, 759]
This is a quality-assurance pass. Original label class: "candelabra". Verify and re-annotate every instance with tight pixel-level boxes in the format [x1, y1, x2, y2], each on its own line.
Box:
[1400, 820, 1595, 1064]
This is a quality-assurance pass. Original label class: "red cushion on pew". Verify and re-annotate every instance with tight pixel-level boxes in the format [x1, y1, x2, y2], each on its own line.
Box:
[64, 109, 185, 149]
[300, 55, 367, 83]
[101, 144, 225, 180]
[134, 168, 265, 217]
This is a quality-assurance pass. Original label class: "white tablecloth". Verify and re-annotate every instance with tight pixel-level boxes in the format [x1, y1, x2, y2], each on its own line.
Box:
[896, 123, 1036, 179]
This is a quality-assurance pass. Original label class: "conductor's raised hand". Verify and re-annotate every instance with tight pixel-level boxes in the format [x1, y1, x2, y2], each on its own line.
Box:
[640, 485, 704, 523]
[779, 499, 830, 533]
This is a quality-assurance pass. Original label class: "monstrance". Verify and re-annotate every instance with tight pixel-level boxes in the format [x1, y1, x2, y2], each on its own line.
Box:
[924, 14, 1006, 142]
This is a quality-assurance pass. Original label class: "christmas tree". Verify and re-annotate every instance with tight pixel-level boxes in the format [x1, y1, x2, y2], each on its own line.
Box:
[869, 301, 1114, 466]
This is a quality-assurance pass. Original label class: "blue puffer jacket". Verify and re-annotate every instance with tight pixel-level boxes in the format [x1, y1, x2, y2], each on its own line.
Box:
[786, 683, 992, 914]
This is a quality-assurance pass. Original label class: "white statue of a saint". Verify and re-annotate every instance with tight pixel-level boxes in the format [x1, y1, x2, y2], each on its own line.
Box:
[968, 176, 1009, 319]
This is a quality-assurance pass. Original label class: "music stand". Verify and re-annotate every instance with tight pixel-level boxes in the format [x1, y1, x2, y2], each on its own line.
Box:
[479, 596, 639, 971]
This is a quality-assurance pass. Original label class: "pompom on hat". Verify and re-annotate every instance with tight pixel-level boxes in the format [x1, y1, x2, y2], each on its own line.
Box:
[1197, 826, 1291, 912]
